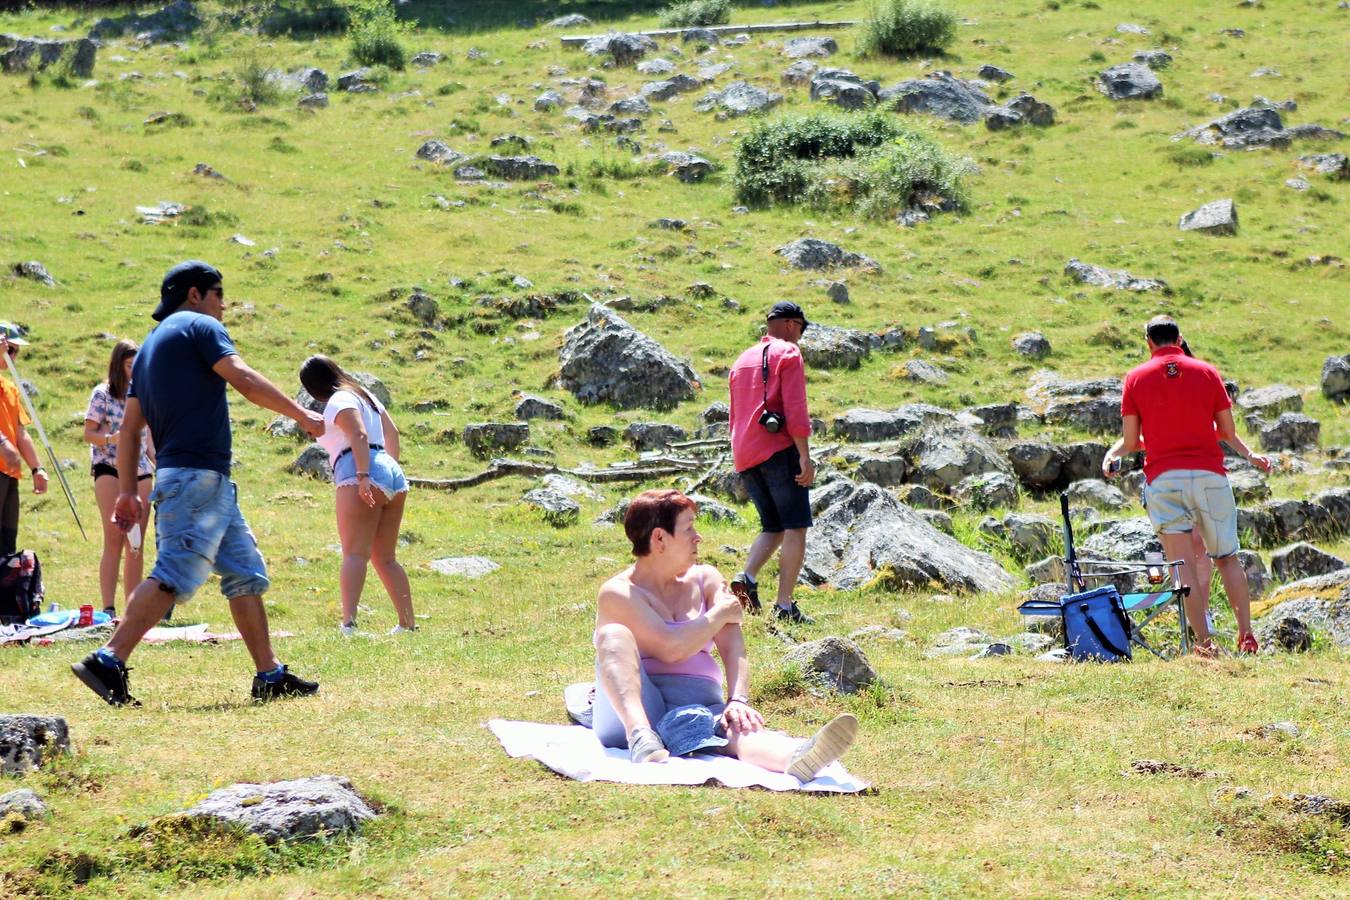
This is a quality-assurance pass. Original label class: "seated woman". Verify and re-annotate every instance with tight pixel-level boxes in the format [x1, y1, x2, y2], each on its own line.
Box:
[593, 489, 858, 780]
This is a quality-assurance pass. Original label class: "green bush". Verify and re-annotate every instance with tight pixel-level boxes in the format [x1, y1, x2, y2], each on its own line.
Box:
[733, 111, 971, 218]
[856, 0, 958, 57]
[660, 0, 731, 28]
[347, 0, 413, 70]
[236, 55, 284, 106]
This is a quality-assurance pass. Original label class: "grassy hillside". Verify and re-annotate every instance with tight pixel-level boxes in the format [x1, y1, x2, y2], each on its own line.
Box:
[1, 1, 1347, 896]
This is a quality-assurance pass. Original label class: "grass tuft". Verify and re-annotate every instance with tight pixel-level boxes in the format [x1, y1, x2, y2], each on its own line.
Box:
[856, 0, 958, 58]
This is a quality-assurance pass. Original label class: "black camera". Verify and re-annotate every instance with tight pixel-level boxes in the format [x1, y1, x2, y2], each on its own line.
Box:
[759, 409, 786, 433]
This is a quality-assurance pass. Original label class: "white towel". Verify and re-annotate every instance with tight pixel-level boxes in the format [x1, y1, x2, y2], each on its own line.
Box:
[488, 719, 870, 793]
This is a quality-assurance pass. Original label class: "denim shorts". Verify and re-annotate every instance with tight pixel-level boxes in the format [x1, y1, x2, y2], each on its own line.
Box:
[333, 449, 408, 497]
[591, 667, 725, 749]
[739, 445, 813, 532]
[1144, 469, 1240, 558]
[149, 467, 269, 602]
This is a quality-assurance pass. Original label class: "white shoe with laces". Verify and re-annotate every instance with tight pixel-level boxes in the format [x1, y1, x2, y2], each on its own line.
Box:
[388, 625, 417, 636]
[339, 622, 357, 637]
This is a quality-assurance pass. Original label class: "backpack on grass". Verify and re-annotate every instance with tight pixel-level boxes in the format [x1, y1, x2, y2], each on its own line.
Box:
[0, 550, 44, 624]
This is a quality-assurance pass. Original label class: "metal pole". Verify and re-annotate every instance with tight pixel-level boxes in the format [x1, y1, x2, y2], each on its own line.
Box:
[2, 353, 87, 540]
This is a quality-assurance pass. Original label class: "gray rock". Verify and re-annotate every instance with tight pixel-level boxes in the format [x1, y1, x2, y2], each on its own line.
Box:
[1098, 63, 1163, 100]
[878, 72, 992, 124]
[1116, 23, 1149, 34]
[1175, 106, 1344, 150]
[955, 471, 1019, 510]
[1007, 441, 1067, 490]
[848, 451, 909, 488]
[1235, 549, 1270, 599]
[89, 0, 199, 40]
[483, 156, 560, 180]
[11, 261, 55, 286]
[523, 487, 581, 527]
[1228, 466, 1270, 504]
[805, 482, 1015, 593]
[0, 787, 48, 822]
[1081, 517, 1161, 561]
[849, 625, 908, 643]
[832, 404, 955, 442]
[991, 513, 1056, 558]
[539, 474, 603, 502]
[1253, 499, 1334, 545]
[1259, 412, 1319, 452]
[636, 58, 675, 75]
[640, 74, 701, 101]
[654, 151, 714, 183]
[978, 64, 1013, 82]
[298, 92, 328, 110]
[1065, 258, 1168, 292]
[269, 66, 328, 93]
[798, 323, 874, 369]
[1012, 331, 1050, 359]
[702, 401, 730, 424]
[777, 238, 880, 271]
[1063, 442, 1110, 483]
[1298, 153, 1348, 180]
[337, 68, 375, 91]
[686, 493, 740, 523]
[557, 304, 700, 410]
[910, 426, 1013, 492]
[534, 90, 564, 111]
[405, 289, 440, 326]
[1179, 198, 1238, 235]
[609, 95, 651, 115]
[0, 35, 98, 77]
[973, 642, 1014, 659]
[783, 36, 838, 59]
[184, 775, 375, 843]
[681, 27, 720, 45]
[415, 140, 466, 166]
[624, 421, 686, 450]
[782, 636, 875, 695]
[463, 422, 529, 458]
[583, 32, 657, 66]
[898, 483, 947, 510]
[1236, 384, 1302, 418]
[823, 281, 850, 304]
[963, 403, 1019, 439]
[288, 445, 331, 482]
[0, 715, 70, 776]
[986, 93, 1055, 129]
[695, 80, 783, 116]
[587, 425, 618, 446]
[1044, 396, 1123, 434]
[515, 394, 565, 421]
[1322, 355, 1350, 403]
[781, 60, 819, 85]
[1255, 615, 1312, 652]
[1270, 542, 1348, 582]
[1312, 488, 1350, 534]
[917, 508, 954, 533]
[1066, 479, 1128, 510]
[926, 625, 995, 657]
[411, 51, 443, 67]
[904, 359, 948, 385]
[1134, 49, 1172, 70]
[547, 14, 591, 27]
[429, 556, 500, 578]
[1252, 94, 1296, 112]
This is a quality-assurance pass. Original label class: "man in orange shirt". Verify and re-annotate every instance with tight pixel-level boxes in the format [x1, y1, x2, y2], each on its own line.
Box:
[0, 324, 49, 556]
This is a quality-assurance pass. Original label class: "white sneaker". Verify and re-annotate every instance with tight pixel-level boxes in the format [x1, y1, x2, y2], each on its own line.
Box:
[787, 713, 859, 782]
[339, 622, 357, 637]
[388, 625, 417, 636]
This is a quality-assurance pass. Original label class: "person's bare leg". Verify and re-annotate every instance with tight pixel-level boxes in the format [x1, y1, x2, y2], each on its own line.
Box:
[1215, 554, 1253, 637]
[775, 528, 807, 606]
[1160, 531, 1209, 647]
[335, 487, 379, 627]
[594, 623, 652, 734]
[743, 531, 784, 581]
[370, 492, 414, 629]
[725, 727, 801, 772]
[228, 594, 280, 672]
[105, 578, 176, 661]
[1189, 529, 1212, 608]
[93, 476, 123, 609]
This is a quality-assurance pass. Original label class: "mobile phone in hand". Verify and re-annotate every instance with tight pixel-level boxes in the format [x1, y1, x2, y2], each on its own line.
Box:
[127, 523, 142, 553]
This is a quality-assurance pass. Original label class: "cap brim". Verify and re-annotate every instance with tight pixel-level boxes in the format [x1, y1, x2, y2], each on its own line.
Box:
[3, 337, 28, 345]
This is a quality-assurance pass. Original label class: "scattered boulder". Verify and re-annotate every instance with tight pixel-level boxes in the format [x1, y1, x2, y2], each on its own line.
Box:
[587, 425, 618, 447]
[904, 359, 948, 385]
[1098, 62, 1163, 100]
[1312, 488, 1350, 533]
[548, 14, 591, 28]
[977, 64, 1013, 82]
[483, 156, 560, 180]
[1236, 384, 1302, 418]
[985, 93, 1056, 129]
[782, 37, 838, 59]
[1064, 258, 1168, 292]
[269, 67, 327, 93]
[984, 513, 1056, 559]
[1270, 542, 1348, 583]
[429, 556, 499, 578]
[337, 68, 376, 92]
[1080, 517, 1162, 561]
[1322, 355, 1350, 403]
[298, 92, 328, 110]
[1259, 412, 1319, 453]
[583, 32, 657, 66]
[1012, 331, 1051, 359]
[640, 74, 701, 101]
[832, 404, 954, 442]
[909, 426, 1013, 492]
[1066, 479, 1128, 510]
[879, 72, 991, 124]
[288, 445, 331, 482]
[557, 304, 700, 410]
[463, 422, 529, 458]
[624, 422, 686, 450]
[653, 150, 714, 183]
[1297, 153, 1348, 180]
[1235, 549, 1271, 599]
[682, 28, 720, 45]
[1255, 614, 1312, 652]
[534, 90, 564, 111]
[636, 57, 675, 75]
[1176, 106, 1345, 150]
[846, 451, 909, 488]
[415, 140, 466, 166]
[0, 715, 70, 776]
[964, 403, 1019, 439]
[1064, 443, 1110, 482]
[0, 787, 48, 823]
[1134, 49, 1173, 70]
[0, 35, 97, 78]
[1179, 198, 1238, 235]
[686, 493, 739, 523]
[782, 636, 875, 694]
[609, 95, 651, 116]
[523, 488, 581, 527]
[515, 395, 564, 421]
[1006, 441, 1067, 491]
[798, 323, 874, 369]
[781, 60, 819, 85]
[809, 70, 879, 110]
[695, 80, 783, 116]
[183, 775, 375, 843]
[777, 238, 880, 271]
[10, 261, 55, 286]
[925, 625, 995, 658]
[405, 289, 441, 327]
[1228, 466, 1270, 504]
[803, 482, 1016, 593]
[539, 474, 603, 502]
[1044, 396, 1122, 434]
[954, 471, 1019, 510]
[89, 0, 200, 41]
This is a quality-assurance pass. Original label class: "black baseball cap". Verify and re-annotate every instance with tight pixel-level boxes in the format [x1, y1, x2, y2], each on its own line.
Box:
[767, 301, 809, 330]
[154, 260, 222, 321]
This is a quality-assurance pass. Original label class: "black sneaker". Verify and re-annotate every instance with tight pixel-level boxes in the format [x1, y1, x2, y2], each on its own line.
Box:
[72, 652, 140, 708]
[250, 666, 320, 702]
[774, 602, 814, 625]
[729, 572, 762, 614]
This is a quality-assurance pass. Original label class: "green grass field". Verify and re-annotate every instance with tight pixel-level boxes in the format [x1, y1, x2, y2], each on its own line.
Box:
[1, 0, 1347, 895]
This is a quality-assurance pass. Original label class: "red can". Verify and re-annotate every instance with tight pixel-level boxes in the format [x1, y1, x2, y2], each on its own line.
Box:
[78, 604, 94, 627]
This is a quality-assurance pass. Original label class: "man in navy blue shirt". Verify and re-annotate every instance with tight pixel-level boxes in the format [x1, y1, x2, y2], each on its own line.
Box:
[73, 261, 325, 706]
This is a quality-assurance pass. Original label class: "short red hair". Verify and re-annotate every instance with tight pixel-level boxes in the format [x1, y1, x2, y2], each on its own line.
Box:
[624, 489, 698, 557]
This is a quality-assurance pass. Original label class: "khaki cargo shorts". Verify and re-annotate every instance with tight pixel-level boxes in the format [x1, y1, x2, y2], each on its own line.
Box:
[1143, 469, 1240, 558]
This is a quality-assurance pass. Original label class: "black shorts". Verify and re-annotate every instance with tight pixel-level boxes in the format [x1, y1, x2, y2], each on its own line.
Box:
[92, 463, 152, 482]
[739, 445, 812, 533]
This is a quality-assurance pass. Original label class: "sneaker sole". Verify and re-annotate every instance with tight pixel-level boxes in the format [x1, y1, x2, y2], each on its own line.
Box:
[71, 662, 137, 708]
[729, 581, 761, 614]
[788, 713, 858, 782]
[634, 748, 670, 764]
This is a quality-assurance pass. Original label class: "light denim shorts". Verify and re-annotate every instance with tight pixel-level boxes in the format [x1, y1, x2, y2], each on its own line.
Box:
[149, 467, 269, 602]
[333, 448, 408, 497]
[591, 667, 725, 750]
[1143, 469, 1240, 558]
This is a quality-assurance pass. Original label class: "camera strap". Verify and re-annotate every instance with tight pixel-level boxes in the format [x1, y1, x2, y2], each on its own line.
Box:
[761, 343, 771, 408]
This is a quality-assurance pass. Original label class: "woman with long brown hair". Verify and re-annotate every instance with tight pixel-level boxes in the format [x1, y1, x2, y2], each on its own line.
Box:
[299, 355, 415, 636]
[83, 339, 154, 617]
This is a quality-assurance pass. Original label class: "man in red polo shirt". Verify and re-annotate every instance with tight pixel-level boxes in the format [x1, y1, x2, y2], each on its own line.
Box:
[726, 303, 815, 625]
[1103, 315, 1272, 656]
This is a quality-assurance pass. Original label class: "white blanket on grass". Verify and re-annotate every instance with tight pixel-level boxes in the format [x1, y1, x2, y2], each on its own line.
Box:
[488, 719, 870, 793]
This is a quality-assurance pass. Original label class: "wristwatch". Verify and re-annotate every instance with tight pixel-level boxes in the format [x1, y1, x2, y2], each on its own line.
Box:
[31, 466, 45, 476]
[728, 694, 750, 705]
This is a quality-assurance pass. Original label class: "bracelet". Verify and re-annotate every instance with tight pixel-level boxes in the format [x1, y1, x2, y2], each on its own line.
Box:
[32, 467, 45, 476]
[356, 472, 370, 477]
[727, 695, 750, 706]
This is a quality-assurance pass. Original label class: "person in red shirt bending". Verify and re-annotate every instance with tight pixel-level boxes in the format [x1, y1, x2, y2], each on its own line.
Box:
[1103, 315, 1272, 657]
[726, 303, 816, 625]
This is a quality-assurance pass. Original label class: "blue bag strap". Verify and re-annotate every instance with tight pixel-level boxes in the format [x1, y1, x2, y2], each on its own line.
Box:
[1082, 611, 1130, 659]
